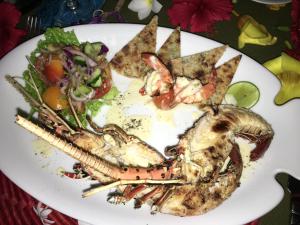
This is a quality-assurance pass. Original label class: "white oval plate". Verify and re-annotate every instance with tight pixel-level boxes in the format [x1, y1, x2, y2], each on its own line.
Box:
[0, 24, 300, 225]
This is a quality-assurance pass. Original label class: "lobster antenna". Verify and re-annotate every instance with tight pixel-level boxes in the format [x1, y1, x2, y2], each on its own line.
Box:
[67, 88, 83, 129]
[25, 56, 45, 104]
[5, 75, 41, 109]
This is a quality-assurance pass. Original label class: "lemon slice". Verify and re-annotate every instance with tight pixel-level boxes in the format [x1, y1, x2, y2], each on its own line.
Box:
[226, 81, 260, 108]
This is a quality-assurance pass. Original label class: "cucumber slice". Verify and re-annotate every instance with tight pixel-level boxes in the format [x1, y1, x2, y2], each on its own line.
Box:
[73, 55, 86, 66]
[91, 42, 102, 53]
[87, 68, 102, 87]
[74, 84, 93, 97]
[83, 42, 103, 58]
[88, 68, 101, 83]
[90, 76, 102, 88]
[84, 42, 94, 56]
[226, 81, 260, 108]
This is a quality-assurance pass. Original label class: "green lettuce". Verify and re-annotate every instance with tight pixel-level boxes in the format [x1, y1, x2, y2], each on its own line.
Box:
[86, 86, 120, 117]
[30, 28, 79, 60]
[60, 109, 88, 128]
[102, 86, 119, 100]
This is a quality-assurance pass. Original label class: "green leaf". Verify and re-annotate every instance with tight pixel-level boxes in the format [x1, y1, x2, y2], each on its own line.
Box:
[86, 100, 104, 117]
[86, 86, 120, 117]
[37, 27, 79, 50]
[60, 109, 88, 128]
[102, 86, 119, 100]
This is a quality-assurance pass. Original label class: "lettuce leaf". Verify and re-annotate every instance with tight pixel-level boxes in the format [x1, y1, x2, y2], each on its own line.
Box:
[60, 109, 88, 128]
[102, 86, 119, 100]
[86, 86, 120, 117]
[86, 100, 104, 117]
[30, 28, 79, 60]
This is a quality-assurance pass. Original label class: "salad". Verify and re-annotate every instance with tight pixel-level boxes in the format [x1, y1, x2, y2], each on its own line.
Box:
[23, 28, 119, 127]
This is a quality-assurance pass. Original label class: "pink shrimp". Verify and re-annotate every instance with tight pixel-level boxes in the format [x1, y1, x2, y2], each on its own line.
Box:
[141, 53, 217, 109]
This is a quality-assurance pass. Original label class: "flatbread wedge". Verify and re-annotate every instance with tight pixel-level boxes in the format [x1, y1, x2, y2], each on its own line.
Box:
[157, 27, 181, 68]
[208, 55, 242, 105]
[109, 16, 158, 78]
[169, 45, 227, 83]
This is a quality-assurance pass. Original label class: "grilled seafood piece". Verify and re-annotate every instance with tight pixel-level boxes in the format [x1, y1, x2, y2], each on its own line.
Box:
[7, 73, 274, 216]
[139, 53, 217, 110]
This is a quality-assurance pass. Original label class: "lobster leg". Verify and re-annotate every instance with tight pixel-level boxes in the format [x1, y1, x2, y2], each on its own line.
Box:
[151, 187, 173, 214]
[134, 186, 165, 208]
[107, 185, 147, 204]
[63, 163, 90, 179]
[87, 120, 132, 144]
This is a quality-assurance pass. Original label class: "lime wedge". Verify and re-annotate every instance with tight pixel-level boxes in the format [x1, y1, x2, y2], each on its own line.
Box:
[226, 81, 260, 108]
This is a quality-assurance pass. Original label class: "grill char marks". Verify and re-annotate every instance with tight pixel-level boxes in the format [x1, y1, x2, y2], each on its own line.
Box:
[212, 120, 231, 133]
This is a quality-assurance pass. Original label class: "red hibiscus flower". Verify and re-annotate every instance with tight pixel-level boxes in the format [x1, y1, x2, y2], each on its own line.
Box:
[290, 0, 299, 48]
[285, 0, 300, 61]
[167, 0, 233, 33]
[0, 2, 27, 58]
[244, 219, 260, 225]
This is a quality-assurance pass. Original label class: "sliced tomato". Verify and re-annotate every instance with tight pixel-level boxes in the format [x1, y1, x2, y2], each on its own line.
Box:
[93, 77, 112, 99]
[42, 86, 68, 110]
[153, 89, 175, 110]
[43, 58, 64, 83]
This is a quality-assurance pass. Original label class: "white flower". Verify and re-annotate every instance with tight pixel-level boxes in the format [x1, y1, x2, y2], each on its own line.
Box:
[33, 202, 55, 225]
[128, 0, 162, 20]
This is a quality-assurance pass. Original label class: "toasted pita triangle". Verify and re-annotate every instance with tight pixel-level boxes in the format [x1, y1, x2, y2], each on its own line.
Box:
[109, 16, 158, 78]
[157, 27, 181, 68]
[169, 45, 227, 83]
[209, 55, 242, 105]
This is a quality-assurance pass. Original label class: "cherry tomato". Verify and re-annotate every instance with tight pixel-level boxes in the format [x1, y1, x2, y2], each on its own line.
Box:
[42, 86, 68, 110]
[153, 89, 175, 110]
[93, 77, 112, 99]
[43, 58, 64, 83]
